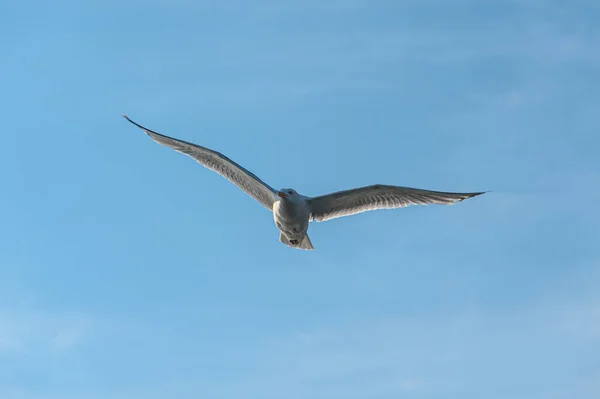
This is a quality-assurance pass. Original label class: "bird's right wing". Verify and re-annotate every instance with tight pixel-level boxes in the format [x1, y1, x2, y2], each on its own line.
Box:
[308, 184, 485, 222]
[123, 115, 278, 211]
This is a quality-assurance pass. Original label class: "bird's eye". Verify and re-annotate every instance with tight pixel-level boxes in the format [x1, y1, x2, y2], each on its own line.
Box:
[288, 190, 293, 194]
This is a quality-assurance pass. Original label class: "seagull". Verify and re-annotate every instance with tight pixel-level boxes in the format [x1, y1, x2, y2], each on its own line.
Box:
[123, 115, 485, 251]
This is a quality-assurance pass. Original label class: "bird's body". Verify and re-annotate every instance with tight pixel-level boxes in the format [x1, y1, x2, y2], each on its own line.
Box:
[272, 189, 314, 250]
[123, 115, 486, 250]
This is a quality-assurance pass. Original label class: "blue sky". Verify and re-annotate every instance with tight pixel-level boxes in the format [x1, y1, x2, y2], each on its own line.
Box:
[1, 0, 599, 398]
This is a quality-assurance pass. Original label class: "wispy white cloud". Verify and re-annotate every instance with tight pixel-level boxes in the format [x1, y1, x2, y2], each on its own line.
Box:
[139, 4, 600, 110]
[0, 308, 92, 356]
[97, 298, 597, 399]
[222, 296, 600, 398]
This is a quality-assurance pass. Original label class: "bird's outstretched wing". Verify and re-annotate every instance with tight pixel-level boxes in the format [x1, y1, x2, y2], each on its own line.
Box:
[123, 115, 278, 211]
[308, 184, 485, 222]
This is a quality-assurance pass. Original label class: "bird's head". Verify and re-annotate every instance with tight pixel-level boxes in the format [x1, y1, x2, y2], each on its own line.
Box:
[277, 188, 298, 201]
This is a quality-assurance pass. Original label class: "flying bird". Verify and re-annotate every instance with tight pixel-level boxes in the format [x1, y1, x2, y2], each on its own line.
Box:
[123, 115, 485, 251]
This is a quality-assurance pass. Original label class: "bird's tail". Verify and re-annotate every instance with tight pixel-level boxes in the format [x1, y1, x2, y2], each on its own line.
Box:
[279, 232, 314, 251]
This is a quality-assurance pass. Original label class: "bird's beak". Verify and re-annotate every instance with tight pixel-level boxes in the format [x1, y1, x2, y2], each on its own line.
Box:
[278, 191, 287, 198]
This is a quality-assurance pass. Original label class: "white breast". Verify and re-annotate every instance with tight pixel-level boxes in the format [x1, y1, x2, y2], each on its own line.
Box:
[272, 198, 310, 237]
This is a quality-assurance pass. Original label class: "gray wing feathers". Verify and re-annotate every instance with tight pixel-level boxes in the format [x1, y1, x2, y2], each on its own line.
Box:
[123, 115, 278, 210]
[308, 184, 484, 222]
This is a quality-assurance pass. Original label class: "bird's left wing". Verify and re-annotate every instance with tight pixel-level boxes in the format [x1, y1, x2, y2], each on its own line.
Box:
[123, 115, 278, 211]
[308, 184, 485, 222]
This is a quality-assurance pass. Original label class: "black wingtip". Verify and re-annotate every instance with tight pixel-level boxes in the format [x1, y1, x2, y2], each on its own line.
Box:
[122, 114, 140, 128]
[121, 114, 171, 143]
[469, 191, 489, 199]
[121, 114, 152, 134]
[457, 191, 488, 202]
